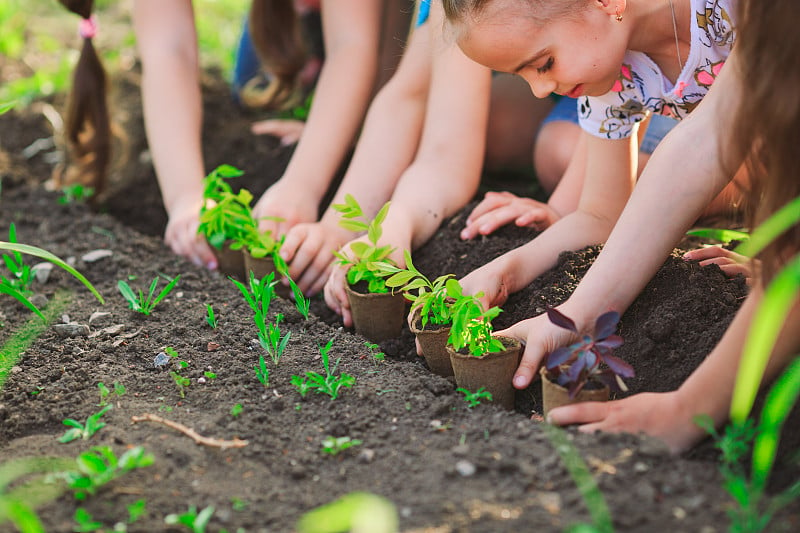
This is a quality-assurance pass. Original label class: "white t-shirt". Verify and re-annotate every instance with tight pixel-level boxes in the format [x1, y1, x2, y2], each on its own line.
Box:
[578, 0, 736, 139]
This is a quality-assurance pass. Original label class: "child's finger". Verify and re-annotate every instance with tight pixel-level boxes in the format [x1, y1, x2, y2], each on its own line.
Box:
[466, 191, 514, 223]
[546, 401, 608, 426]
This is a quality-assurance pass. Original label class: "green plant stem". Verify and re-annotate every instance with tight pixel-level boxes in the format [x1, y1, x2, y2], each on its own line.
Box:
[544, 424, 614, 533]
[0, 290, 70, 391]
[735, 197, 800, 258]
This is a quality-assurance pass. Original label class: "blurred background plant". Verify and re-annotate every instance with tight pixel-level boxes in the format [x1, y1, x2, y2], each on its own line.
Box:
[0, 0, 248, 107]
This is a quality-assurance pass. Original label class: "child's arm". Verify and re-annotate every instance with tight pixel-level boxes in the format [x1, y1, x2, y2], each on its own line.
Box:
[132, 0, 215, 269]
[325, 6, 493, 324]
[276, 3, 434, 295]
[251, 0, 383, 238]
[547, 288, 800, 454]
[460, 129, 638, 310]
[495, 50, 743, 390]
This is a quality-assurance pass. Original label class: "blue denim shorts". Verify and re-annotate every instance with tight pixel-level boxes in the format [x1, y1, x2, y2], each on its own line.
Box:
[542, 96, 678, 155]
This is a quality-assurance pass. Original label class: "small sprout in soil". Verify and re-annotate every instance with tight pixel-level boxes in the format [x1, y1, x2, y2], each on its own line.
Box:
[290, 277, 310, 320]
[230, 403, 244, 418]
[321, 436, 362, 456]
[117, 273, 181, 315]
[159, 404, 174, 413]
[165, 504, 215, 533]
[73, 507, 102, 532]
[58, 183, 95, 205]
[332, 194, 396, 293]
[447, 285, 505, 356]
[165, 347, 191, 398]
[203, 371, 217, 380]
[127, 499, 147, 525]
[544, 308, 634, 399]
[230, 497, 248, 512]
[381, 249, 457, 328]
[457, 387, 493, 408]
[232, 271, 289, 362]
[265, 313, 291, 365]
[205, 304, 218, 328]
[1, 223, 34, 297]
[254, 354, 270, 388]
[290, 339, 355, 400]
[59, 446, 155, 501]
[59, 404, 113, 443]
[97, 380, 126, 407]
[364, 341, 385, 363]
[29, 385, 45, 396]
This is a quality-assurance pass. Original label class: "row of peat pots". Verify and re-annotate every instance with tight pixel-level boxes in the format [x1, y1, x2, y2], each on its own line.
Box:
[344, 290, 610, 415]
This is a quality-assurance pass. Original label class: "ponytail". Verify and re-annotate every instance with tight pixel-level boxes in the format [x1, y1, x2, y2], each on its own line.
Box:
[240, 0, 307, 110]
[58, 0, 111, 199]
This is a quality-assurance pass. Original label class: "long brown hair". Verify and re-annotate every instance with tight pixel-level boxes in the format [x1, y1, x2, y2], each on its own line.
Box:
[240, 0, 308, 110]
[58, 0, 111, 198]
[731, 0, 800, 283]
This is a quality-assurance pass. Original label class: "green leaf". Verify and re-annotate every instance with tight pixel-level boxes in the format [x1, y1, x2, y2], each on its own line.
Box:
[686, 227, 750, 244]
[735, 197, 800, 258]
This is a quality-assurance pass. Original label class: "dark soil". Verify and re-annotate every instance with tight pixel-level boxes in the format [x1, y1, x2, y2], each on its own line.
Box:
[1, 69, 798, 532]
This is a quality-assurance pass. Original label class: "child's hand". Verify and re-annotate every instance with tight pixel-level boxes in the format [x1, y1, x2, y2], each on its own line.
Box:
[460, 191, 560, 240]
[251, 118, 305, 146]
[546, 391, 704, 454]
[165, 199, 216, 270]
[278, 220, 353, 296]
[252, 179, 319, 238]
[683, 246, 754, 284]
[494, 312, 580, 389]
[459, 262, 512, 310]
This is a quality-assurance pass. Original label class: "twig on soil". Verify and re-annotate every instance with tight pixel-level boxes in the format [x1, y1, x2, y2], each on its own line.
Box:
[131, 413, 249, 449]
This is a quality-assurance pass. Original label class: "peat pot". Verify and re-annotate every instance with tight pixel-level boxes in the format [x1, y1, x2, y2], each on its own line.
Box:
[539, 366, 610, 417]
[447, 336, 522, 410]
[409, 308, 453, 377]
[211, 240, 246, 280]
[344, 284, 406, 342]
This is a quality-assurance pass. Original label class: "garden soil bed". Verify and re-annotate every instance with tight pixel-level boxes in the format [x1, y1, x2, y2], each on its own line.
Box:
[1, 70, 799, 532]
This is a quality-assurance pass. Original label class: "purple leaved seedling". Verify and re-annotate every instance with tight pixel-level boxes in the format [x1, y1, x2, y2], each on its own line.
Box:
[544, 308, 635, 399]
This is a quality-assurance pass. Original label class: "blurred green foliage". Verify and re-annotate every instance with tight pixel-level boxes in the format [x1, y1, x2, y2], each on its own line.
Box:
[0, 0, 248, 107]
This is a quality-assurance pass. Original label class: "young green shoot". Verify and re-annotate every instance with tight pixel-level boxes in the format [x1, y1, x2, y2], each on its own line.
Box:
[59, 405, 113, 443]
[73, 507, 103, 532]
[254, 354, 270, 388]
[456, 387, 493, 408]
[59, 446, 155, 501]
[231, 271, 288, 362]
[321, 436, 362, 456]
[447, 284, 505, 356]
[290, 277, 311, 320]
[1, 223, 33, 297]
[230, 403, 244, 418]
[291, 339, 355, 400]
[364, 341, 385, 363]
[332, 194, 396, 293]
[165, 347, 190, 398]
[205, 303, 218, 328]
[117, 274, 181, 315]
[164, 505, 215, 533]
[58, 184, 95, 205]
[265, 313, 291, 365]
[97, 381, 126, 407]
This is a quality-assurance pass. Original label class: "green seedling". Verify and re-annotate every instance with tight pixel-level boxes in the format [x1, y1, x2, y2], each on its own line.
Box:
[232, 271, 290, 362]
[1, 223, 33, 297]
[203, 371, 217, 380]
[165, 505, 215, 533]
[0, 101, 14, 115]
[321, 436, 362, 456]
[59, 405, 113, 443]
[381, 250, 457, 328]
[117, 274, 181, 315]
[97, 381, 126, 407]
[206, 304, 218, 328]
[0, 455, 76, 531]
[127, 499, 147, 524]
[296, 492, 398, 533]
[686, 227, 750, 245]
[165, 347, 191, 398]
[74, 507, 103, 532]
[364, 341, 385, 363]
[447, 287, 505, 356]
[254, 354, 270, 388]
[229, 223, 283, 259]
[291, 339, 355, 400]
[230, 403, 243, 418]
[0, 240, 103, 321]
[332, 194, 396, 293]
[290, 277, 310, 320]
[198, 165, 258, 250]
[457, 387, 493, 408]
[230, 497, 248, 512]
[59, 446, 155, 501]
[265, 313, 291, 364]
[58, 183, 95, 205]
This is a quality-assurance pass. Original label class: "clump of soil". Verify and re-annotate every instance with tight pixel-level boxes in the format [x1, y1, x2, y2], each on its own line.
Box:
[1, 69, 798, 532]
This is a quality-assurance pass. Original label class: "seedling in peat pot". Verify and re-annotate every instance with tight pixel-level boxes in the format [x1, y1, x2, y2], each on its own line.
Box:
[544, 308, 634, 398]
[117, 274, 181, 315]
[291, 339, 355, 400]
[58, 446, 155, 501]
[332, 194, 396, 293]
[165, 505, 215, 533]
[457, 387, 493, 408]
[197, 165, 256, 250]
[59, 405, 113, 443]
[205, 304, 218, 328]
[321, 436, 362, 456]
[447, 289, 505, 356]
